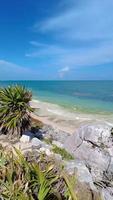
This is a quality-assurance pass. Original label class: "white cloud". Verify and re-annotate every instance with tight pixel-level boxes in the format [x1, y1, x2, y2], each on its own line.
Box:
[35, 0, 113, 41]
[59, 66, 70, 72]
[27, 0, 113, 74]
[26, 40, 113, 68]
[58, 66, 70, 78]
[25, 44, 66, 58]
[29, 41, 49, 47]
[0, 60, 39, 80]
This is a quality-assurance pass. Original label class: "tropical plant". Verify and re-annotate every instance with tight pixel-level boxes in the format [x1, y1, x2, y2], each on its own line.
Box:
[0, 147, 78, 200]
[0, 85, 33, 137]
[63, 173, 78, 200]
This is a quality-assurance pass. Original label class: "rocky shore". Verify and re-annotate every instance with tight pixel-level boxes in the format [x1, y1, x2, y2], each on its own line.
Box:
[0, 121, 113, 199]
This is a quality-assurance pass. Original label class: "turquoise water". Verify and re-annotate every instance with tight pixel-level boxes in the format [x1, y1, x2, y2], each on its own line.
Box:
[0, 81, 113, 114]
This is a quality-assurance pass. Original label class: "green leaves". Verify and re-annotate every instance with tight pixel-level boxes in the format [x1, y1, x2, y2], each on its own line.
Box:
[62, 173, 78, 200]
[0, 149, 60, 200]
[31, 163, 59, 200]
[0, 148, 78, 200]
[0, 85, 32, 136]
[52, 145, 74, 160]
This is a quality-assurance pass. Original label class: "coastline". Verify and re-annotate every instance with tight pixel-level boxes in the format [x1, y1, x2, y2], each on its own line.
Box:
[30, 112, 74, 134]
[30, 99, 113, 134]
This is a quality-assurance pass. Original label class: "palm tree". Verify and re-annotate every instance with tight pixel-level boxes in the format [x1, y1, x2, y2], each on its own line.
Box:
[0, 85, 33, 137]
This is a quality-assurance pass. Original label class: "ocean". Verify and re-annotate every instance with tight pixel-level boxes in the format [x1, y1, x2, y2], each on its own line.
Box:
[0, 81, 113, 115]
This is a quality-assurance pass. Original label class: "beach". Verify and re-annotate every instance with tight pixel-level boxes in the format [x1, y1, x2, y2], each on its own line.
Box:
[30, 99, 113, 134]
[0, 81, 113, 134]
[0, 83, 113, 200]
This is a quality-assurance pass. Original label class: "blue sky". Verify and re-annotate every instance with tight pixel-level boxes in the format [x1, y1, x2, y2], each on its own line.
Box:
[0, 0, 113, 80]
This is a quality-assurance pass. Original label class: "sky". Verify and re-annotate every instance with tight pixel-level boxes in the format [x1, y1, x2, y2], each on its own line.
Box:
[0, 0, 113, 80]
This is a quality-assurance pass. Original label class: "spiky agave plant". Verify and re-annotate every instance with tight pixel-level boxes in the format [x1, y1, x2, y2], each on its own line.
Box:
[0, 85, 33, 137]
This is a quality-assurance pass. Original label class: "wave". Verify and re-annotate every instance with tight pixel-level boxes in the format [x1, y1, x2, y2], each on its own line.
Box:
[31, 98, 113, 127]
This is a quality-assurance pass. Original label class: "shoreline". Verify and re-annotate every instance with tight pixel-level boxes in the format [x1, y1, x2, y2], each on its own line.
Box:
[30, 112, 75, 134]
[30, 99, 113, 134]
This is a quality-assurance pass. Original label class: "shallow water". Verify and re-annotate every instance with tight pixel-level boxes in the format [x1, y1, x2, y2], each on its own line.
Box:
[0, 81, 113, 115]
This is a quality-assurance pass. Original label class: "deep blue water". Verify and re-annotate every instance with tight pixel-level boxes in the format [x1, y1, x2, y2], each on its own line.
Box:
[0, 81, 113, 114]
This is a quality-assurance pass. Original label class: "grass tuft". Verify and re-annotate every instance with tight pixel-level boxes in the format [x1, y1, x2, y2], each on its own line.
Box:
[52, 145, 74, 160]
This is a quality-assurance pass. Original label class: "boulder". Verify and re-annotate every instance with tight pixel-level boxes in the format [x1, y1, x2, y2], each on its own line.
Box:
[64, 160, 97, 191]
[36, 125, 70, 143]
[64, 123, 113, 199]
[31, 138, 42, 148]
[20, 131, 34, 143]
[75, 182, 101, 200]
[64, 160, 101, 200]
[101, 187, 113, 200]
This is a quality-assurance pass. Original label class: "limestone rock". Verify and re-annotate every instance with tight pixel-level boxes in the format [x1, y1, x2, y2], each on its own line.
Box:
[101, 187, 113, 200]
[31, 138, 42, 148]
[64, 123, 113, 199]
[64, 160, 97, 191]
[64, 160, 101, 200]
[39, 147, 53, 156]
[36, 125, 70, 143]
[45, 149, 53, 156]
[75, 181, 101, 200]
[20, 131, 34, 143]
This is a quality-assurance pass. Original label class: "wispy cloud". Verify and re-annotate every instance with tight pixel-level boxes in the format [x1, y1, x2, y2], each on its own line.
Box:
[26, 40, 113, 67]
[25, 44, 66, 58]
[26, 0, 113, 79]
[58, 66, 70, 78]
[38, 0, 113, 40]
[29, 41, 49, 47]
[0, 60, 39, 80]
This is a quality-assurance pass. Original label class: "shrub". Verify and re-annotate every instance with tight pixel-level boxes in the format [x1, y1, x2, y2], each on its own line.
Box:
[0, 85, 33, 137]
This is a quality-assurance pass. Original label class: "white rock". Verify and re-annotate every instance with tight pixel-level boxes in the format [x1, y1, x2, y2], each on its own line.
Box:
[64, 123, 113, 198]
[20, 131, 34, 143]
[31, 138, 42, 148]
[45, 149, 53, 156]
[101, 187, 113, 200]
[65, 160, 97, 191]
[39, 147, 53, 156]
[39, 147, 47, 153]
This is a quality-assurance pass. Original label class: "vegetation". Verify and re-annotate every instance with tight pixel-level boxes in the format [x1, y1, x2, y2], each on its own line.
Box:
[44, 139, 74, 160]
[44, 138, 53, 145]
[52, 145, 74, 160]
[0, 85, 77, 199]
[0, 147, 78, 200]
[0, 85, 33, 137]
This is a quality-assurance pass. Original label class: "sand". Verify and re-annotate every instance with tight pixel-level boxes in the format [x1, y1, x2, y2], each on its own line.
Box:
[30, 99, 113, 134]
